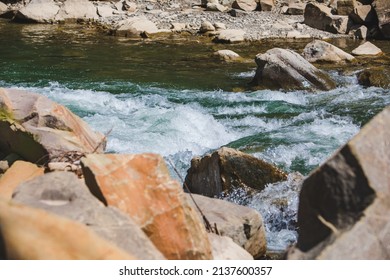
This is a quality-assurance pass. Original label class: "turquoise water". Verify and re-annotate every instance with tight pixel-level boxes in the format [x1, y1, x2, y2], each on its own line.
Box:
[1, 21, 390, 252]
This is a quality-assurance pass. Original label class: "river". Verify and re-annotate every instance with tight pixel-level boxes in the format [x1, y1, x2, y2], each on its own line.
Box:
[1, 20, 390, 253]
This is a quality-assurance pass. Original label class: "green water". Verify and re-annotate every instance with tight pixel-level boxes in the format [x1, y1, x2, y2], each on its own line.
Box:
[1, 20, 390, 251]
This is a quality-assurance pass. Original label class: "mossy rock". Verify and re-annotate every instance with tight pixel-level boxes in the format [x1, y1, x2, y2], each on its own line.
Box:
[357, 67, 390, 88]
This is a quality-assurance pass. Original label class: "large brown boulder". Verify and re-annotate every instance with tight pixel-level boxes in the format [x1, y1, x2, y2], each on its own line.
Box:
[81, 153, 212, 260]
[12, 171, 165, 260]
[185, 147, 287, 197]
[288, 105, 390, 259]
[304, 2, 350, 34]
[373, 0, 390, 38]
[0, 199, 135, 259]
[188, 193, 267, 258]
[0, 88, 106, 164]
[302, 40, 355, 63]
[252, 48, 336, 91]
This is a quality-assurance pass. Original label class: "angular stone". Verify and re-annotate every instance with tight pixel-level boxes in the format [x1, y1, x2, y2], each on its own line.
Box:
[252, 48, 336, 91]
[200, 20, 215, 33]
[349, 24, 369, 39]
[0, 199, 135, 260]
[12, 171, 164, 259]
[55, 0, 98, 22]
[15, 0, 60, 23]
[81, 153, 212, 260]
[209, 234, 253, 260]
[350, 4, 377, 24]
[206, 3, 229, 12]
[304, 2, 350, 34]
[352, 41, 382, 55]
[213, 49, 241, 61]
[214, 29, 246, 43]
[302, 40, 355, 63]
[288, 105, 390, 259]
[97, 4, 115, 18]
[214, 22, 227, 30]
[185, 147, 287, 197]
[115, 17, 159, 37]
[260, 0, 275, 11]
[171, 22, 186, 31]
[0, 88, 106, 164]
[0, 161, 44, 200]
[188, 193, 267, 258]
[232, 0, 258, 12]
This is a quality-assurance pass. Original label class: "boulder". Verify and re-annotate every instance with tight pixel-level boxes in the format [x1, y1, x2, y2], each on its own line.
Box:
[302, 40, 355, 63]
[81, 153, 212, 260]
[214, 22, 227, 30]
[288, 105, 390, 259]
[206, 3, 229, 12]
[349, 24, 369, 39]
[55, 0, 98, 22]
[357, 67, 390, 88]
[188, 193, 267, 258]
[214, 29, 246, 43]
[0, 199, 134, 259]
[286, 3, 306, 15]
[115, 17, 159, 37]
[0, 161, 44, 200]
[15, 0, 60, 23]
[252, 48, 337, 91]
[0, 2, 8, 16]
[373, 0, 390, 38]
[12, 171, 165, 260]
[213, 49, 241, 61]
[0, 88, 106, 164]
[232, 0, 258, 12]
[171, 22, 187, 31]
[200, 20, 215, 33]
[185, 147, 287, 197]
[209, 234, 253, 260]
[304, 2, 350, 34]
[351, 41, 382, 55]
[337, 0, 357, 16]
[260, 0, 275, 11]
[97, 4, 115, 18]
[350, 4, 377, 25]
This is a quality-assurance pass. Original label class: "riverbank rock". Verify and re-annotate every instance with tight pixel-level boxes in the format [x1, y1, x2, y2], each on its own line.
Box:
[374, 0, 390, 39]
[357, 67, 390, 88]
[285, 2, 306, 15]
[214, 29, 246, 43]
[12, 171, 165, 260]
[188, 193, 267, 258]
[81, 153, 212, 260]
[55, 0, 98, 22]
[0, 161, 44, 200]
[288, 105, 390, 259]
[209, 234, 253, 260]
[337, 0, 357, 16]
[115, 17, 159, 37]
[252, 48, 337, 91]
[350, 4, 376, 25]
[232, 0, 258, 12]
[302, 40, 355, 63]
[185, 147, 287, 197]
[15, 0, 60, 23]
[0, 2, 8, 16]
[260, 0, 275, 11]
[352, 41, 382, 55]
[213, 49, 242, 61]
[0, 88, 106, 164]
[0, 199, 134, 259]
[304, 2, 350, 34]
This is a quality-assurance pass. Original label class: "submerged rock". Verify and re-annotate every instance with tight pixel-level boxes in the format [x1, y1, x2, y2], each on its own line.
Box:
[357, 67, 390, 88]
[251, 48, 336, 91]
[352, 41, 383, 56]
[288, 105, 390, 259]
[185, 147, 287, 197]
[0, 199, 135, 260]
[213, 49, 242, 61]
[302, 40, 355, 63]
[81, 153, 212, 260]
[188, 193, 267, 258]
[12, 171, 165, 260]
[0, 88, 106, 164]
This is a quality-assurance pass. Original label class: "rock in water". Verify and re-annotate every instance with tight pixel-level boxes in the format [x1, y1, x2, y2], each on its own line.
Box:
[0, 88, 106, 164]
[213, 50, 241, 61]
[115, 17, 159, 37]
[185, 147, 287, 197]
[0, 199, 135, 259]
[252, 48, 336, 91]
[188, 193, 267, 258]
[15, 0, 60, 23]
[81, 153, 212, 260]
[352, 41, 383, 55]
[12, 171, 165, 260]
[288, 105, 390, 259]
[302, 40, 355, 63]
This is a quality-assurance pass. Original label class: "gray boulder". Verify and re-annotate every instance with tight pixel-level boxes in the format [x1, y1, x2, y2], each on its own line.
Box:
[185, 147, 287, 197]
[55, 0, 98, 22]
[214, 29, 246, 43]
[13, 171, 165, 260]
[115, 17, 159, 37]
[15, 0, 60, 23]
[288, 105, 390, 259]
[252, 48, 336, 91]
[188, 193, 267, 258]
[302, 40, 355, 63]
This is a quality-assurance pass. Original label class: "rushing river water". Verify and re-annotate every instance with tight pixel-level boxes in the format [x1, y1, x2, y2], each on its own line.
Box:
[1, 21, 390, 253]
